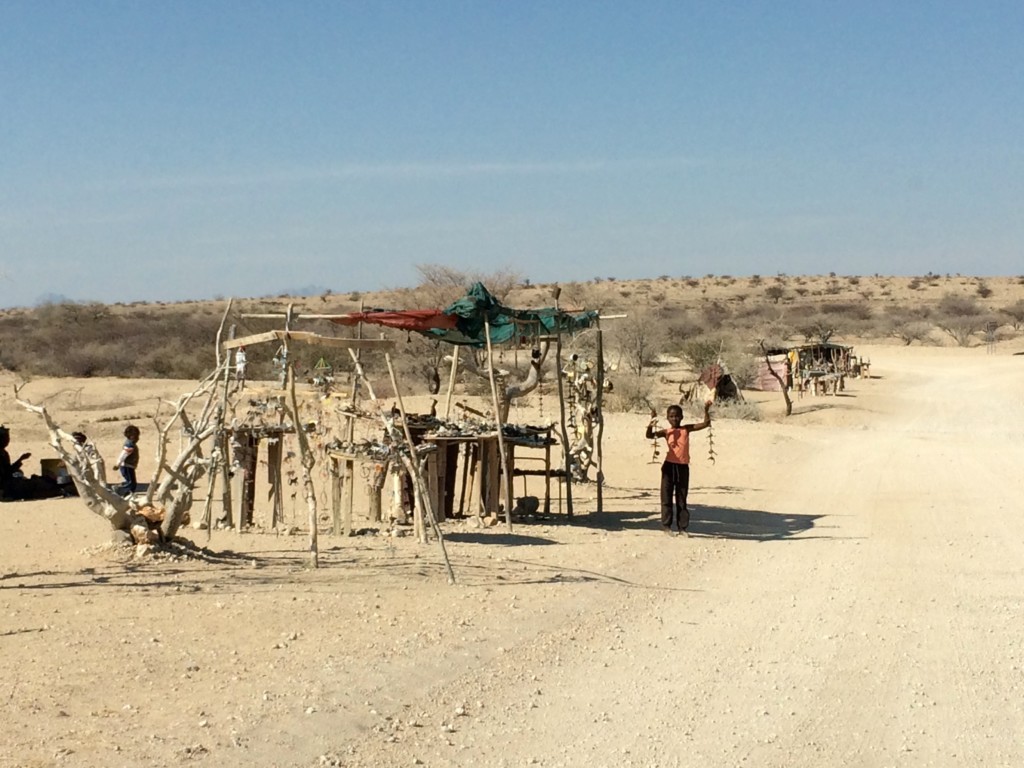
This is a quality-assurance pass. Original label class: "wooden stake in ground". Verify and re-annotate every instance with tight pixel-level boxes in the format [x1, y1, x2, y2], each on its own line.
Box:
[444, 346, 459, 420]
[286, 365, 319, 568]
[554, 330, 574, 519]
[349, 347, 456, 584]
[483, 319, 514, 532]
[595, 327, 605, 514]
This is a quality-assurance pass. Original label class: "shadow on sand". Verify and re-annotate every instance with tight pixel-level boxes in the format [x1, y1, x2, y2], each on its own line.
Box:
[559, 503, 823, 542]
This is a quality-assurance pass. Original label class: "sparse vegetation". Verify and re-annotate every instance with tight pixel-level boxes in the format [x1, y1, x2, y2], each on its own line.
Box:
[4, 275, 1024, 383]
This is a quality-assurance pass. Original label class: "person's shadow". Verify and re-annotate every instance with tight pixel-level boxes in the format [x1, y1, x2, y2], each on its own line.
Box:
[578, 504, 824, 542]
[687, 504, 823, 541]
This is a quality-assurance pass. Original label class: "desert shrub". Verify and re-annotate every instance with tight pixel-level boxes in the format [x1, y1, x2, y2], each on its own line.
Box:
[765, 285, 785, 304]
[937, 320, 982, 347]
[604, 374, 653, 413]
[934, 294, 987, 346]
[820, 302, 873, 322]
[976, 282, 993, 299]
[796, 316, 836, 344]
[888, 320, 935, 346]
[937, 292, 982, 317]
[701, 301, 731, 330]
[664, 315, 704, 342]
[410, 263, 521, 306]
[609, 309, 668, 376]
[680, 338, 723, 372]
[727, 353, 759, 390]
[999, 299, 1024, 330]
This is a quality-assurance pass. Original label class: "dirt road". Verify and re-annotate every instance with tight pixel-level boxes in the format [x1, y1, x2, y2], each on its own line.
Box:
[3, 346, 1024, 767]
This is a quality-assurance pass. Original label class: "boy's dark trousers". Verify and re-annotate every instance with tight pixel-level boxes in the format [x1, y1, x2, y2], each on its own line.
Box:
[119, 465, 137, 496]
[660, 461, 690, 530]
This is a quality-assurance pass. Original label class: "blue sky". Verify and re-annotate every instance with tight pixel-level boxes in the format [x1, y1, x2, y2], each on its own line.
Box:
[2, 1, 1022, 308]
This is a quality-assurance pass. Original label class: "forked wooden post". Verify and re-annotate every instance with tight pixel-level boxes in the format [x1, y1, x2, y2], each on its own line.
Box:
[444, 346, 459, 420]
[595, 327, 605, 514]
[218, 432, 233, 528]
[286, 366, 318, 568]
[386, 353, 456, 583]
[267, 438, 284, 529]
[348, 347, 456, 584]
[554, 330, 574, 518]
[483, 319, 514, 532]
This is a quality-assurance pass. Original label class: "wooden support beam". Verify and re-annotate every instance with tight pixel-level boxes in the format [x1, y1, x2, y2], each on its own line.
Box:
[239, 312, 359, 320]
[222, 331, 395, 351]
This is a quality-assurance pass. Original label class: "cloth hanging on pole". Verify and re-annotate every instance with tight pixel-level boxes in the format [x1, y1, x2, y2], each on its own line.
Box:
[329, 283, 599, 348]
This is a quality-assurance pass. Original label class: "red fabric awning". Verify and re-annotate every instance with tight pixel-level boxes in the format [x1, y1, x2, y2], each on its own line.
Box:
[330, 310, 458, 332]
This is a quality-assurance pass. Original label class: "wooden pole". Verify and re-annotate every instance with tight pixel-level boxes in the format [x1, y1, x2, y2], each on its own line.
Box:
[483, 319, 514, 532]
[267, 438, 283, 529]
[555, 331, 574, 518]
[287, 366, 318, 568]
[331, 457, 343, 534]
[219, 432, 233, 529]
[595, 327, 605, 514]
[213, 320, 234, 533]
[444, 346, 459, 420]
[384, 353, 456, 584]
[348, 347, 456, 583]
[385, 354, 427, 543]
[278, 303, 294, 389]
[343, 302, 363, 534]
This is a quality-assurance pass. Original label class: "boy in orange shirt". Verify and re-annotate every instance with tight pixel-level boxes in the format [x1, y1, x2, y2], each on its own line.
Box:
[646, 402, 711, 535]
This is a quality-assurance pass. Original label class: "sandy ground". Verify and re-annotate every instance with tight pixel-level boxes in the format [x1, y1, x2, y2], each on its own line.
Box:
[3, 342, 1024, 767]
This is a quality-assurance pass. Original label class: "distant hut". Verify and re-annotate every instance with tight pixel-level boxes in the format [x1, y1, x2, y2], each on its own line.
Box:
[753, 349, 791, 392]
[682, 363, 745, 403]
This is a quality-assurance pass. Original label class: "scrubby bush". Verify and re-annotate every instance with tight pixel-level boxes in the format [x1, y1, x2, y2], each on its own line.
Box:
[935, 293, 987, 347]
[605, 374, 653, 413]
[999, 299, 1024, 330]
[610, 309, 668, 377]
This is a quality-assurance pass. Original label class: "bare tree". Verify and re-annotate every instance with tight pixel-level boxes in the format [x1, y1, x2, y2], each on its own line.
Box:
[936, 292, 986, 347]
[16, 367, 228, 547]
[412, 264, 522, 307]
[889, 319, 934, 346]
[999, 299, 1024, 331]
[758, 340, 792, 417]
[796, 316, 836, 344]
[613, 309, 667, 377]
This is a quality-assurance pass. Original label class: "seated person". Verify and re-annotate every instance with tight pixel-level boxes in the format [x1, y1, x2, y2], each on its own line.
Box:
[0, 425, 62, 501]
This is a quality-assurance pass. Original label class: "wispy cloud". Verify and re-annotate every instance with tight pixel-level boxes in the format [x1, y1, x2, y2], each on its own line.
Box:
[96, 156, 702, 192]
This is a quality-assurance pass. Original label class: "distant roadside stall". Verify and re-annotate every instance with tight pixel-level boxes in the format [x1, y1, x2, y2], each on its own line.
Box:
[753, 342, 859, 396]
